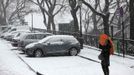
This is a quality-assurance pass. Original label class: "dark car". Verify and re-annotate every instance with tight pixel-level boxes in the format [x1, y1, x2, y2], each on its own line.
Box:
[12, 32, 52, 50]
[25, 35, 81, 57]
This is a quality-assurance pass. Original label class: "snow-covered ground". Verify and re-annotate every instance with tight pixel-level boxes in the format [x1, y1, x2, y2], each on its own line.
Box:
[0, 38, 134, 75]
[0, 39, 36, 75]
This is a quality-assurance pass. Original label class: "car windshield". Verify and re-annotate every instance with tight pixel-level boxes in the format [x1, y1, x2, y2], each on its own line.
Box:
[14, 33, 27, 40]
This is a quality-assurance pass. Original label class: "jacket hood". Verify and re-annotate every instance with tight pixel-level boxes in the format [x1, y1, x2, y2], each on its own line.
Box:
[99, 34, 109, 46]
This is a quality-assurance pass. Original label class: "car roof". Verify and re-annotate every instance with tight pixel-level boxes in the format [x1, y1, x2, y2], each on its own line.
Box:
[38, 35, 75, 43]
[23, 32, 52, 35]
[48, 35, 74, 38]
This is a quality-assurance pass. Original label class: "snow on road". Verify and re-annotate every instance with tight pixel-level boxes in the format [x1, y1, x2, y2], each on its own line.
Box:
[0, 38, 134, 75]
[13, 46, 102, 75]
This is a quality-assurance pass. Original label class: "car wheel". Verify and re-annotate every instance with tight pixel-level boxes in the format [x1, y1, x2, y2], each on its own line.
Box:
[69, 48, 78, 56]
[34, 49, 43, 57]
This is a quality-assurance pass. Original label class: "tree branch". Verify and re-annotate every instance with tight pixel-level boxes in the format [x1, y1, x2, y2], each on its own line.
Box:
[54, 5, 64, 16]
[81, 0, 104, 17]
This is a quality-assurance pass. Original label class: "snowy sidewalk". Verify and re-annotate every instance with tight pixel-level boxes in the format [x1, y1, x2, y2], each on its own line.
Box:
[80, 45, 134, 68]
[79, 46, 134, 75]
[0, 39, 36, 75]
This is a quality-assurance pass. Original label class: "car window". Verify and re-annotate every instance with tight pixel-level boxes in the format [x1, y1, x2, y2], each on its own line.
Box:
[47, 37, 61, 43]
[16, 33, 21, 37]
[62, 37, 78, 43]
[36, 34, 46, 39]
[25, 34, 36, 39]
[38, 36, 51, 43]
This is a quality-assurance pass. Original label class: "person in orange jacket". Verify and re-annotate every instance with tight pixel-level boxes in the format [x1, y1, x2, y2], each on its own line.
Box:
[99, 34, 114, 75]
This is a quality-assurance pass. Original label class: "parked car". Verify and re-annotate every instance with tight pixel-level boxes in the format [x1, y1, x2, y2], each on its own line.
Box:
[15, 32, 52, 51]
[0, 26, 11, 37]
[25, 35, 81, 57]
[4, 31, 29, 41]
[11, 31, 31, 41]
[0, 27, 16, 38]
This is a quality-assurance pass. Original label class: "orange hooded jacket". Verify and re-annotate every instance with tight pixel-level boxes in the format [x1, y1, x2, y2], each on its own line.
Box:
[99, 34, 114, 55]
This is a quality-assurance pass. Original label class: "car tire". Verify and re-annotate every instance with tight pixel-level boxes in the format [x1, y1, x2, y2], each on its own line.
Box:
[34, 49, 43, 57]
[69, 48, 78, 56]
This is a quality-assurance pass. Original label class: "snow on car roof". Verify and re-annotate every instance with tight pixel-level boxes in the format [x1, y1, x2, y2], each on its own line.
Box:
[22, 32, 52, 35]
[49, 35, 74, 38]
[38, 35, 75, 43]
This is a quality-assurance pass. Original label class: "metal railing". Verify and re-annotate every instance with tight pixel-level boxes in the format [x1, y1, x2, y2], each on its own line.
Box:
[113, 38, 134, 56]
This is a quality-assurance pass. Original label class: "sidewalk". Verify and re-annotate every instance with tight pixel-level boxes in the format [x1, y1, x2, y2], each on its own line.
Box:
[79, 45, 134, 73]
[81, 45, 134, 68]
[0, 39, 35, 75]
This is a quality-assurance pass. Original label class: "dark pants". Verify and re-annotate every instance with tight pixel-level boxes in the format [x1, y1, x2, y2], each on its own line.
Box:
[101, 64, 109, 75]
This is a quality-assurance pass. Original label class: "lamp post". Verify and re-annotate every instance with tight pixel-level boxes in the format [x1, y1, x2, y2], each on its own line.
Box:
[119, 6, 125, 57]
[31, 13, 33, 32]
[78, 0, 83, 49]
[31, 11, 35, 33]
[111, 25, 113, 40]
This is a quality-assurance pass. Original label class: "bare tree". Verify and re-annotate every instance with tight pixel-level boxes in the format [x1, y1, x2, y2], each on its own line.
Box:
[30, 0, 66, 31]
[68, 0, 80, 33]
[108, 0, 129, 38]
[91, 0, 102, 34]
[81, 0, 111, 35]
[8, 0, 32, 25]
[83, 9, 92, 34]
[0, 0, 32, 25]
[0, 0, 10, 25]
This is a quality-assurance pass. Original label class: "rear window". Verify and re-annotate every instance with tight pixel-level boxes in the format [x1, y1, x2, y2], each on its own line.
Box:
[25, 35, 36, 39]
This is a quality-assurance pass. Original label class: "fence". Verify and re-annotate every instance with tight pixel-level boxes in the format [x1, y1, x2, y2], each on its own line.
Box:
[113, 38, 134, 56]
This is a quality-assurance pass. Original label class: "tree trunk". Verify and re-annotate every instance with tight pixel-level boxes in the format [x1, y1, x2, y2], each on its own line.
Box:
[47, 15, 56, 32]
[102, 13, 110, 36]
[42, 10, 47, 27]
[71, 10, 79, 33]
[130, 0, 134, 42]
[47, 17, 51, 31]
[3, 8, 7, 25]
[92, 13, 98, 34]
[51, 16, 56, 32]
[82, 0, 110, 35]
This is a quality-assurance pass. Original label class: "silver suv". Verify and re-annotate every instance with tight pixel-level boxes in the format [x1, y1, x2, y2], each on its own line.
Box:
[16, 32, 52, 51]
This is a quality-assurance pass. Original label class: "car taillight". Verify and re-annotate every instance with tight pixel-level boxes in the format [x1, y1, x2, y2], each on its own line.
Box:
[18, 41, 23, 47]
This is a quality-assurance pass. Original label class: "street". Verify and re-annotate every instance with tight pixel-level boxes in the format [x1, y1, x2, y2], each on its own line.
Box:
[0, 38, 134, 75]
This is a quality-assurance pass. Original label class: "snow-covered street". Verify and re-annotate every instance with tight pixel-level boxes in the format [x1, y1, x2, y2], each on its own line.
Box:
[0, 38, 134, 75]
